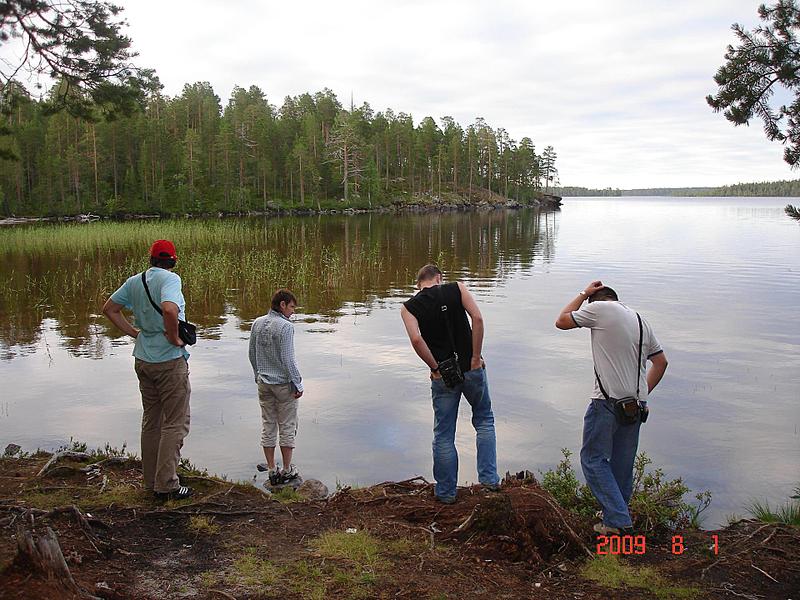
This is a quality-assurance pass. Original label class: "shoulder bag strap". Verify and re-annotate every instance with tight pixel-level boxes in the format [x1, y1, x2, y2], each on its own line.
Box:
[594, 367, 611, 401]
[635, 312, 643, 399]
[435, 284, 458, 358]
[593, 311, 644, 400]
[141, 271, 163, 316]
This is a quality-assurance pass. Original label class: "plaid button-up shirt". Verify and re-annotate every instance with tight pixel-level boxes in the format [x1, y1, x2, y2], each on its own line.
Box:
[248, 309, 303, 392]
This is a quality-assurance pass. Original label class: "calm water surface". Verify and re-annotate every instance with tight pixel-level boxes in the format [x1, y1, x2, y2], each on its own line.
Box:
[1, 197, 798, 526]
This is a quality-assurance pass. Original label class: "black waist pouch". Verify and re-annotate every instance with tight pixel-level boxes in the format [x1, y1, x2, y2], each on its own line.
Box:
[437, 354, 464, 388]
[178, 320, 197, 346]
[614, 397, 641, 426]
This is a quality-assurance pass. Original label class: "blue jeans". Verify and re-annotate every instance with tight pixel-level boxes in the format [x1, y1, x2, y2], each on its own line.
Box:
[580, 398, 641, 529]
[430, 367, 500, 499]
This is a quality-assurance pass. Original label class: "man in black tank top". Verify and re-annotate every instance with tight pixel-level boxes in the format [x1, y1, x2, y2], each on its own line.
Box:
[401, 264, 500, 504]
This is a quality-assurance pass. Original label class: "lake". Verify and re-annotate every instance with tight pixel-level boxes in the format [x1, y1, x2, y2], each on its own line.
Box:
[1, 197, 798, 527]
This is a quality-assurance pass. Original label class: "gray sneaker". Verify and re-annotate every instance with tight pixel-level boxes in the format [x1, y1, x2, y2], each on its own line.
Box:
[280, 464, 300, 483]
[436, 495, 456, 505]
[593, 522, 621, 535]
[593, 522, 635, 536]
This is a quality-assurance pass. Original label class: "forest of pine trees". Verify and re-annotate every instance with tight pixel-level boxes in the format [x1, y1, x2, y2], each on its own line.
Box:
[0, 81, 557, 216]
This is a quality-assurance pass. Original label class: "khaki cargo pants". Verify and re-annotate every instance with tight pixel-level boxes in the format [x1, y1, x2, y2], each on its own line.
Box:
[135, 357, 191, 493]
[258, 382, 299, 448]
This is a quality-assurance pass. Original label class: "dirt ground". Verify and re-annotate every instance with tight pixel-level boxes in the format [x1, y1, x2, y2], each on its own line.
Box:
[0, 453, 797, 600]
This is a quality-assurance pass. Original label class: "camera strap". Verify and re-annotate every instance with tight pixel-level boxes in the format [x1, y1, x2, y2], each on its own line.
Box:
[141, 271, 164, 315]
[435, 284, 459, 360]
[594, 312, 643, 401]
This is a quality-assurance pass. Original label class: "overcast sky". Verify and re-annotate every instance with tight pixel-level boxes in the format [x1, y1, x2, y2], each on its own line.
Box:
[31, 1, 800, 188]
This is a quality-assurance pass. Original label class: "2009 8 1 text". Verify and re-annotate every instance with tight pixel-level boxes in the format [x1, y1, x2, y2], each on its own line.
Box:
[595, 534, 720, 556]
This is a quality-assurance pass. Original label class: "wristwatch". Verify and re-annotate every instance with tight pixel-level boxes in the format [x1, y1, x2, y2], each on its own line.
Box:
[431, 367, 440, 373]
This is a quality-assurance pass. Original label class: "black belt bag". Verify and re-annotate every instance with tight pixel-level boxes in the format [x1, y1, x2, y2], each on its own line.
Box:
[141, 272, 197, 346]
[614, 397, 641, 426]
[437, 354, 464, 388]
[595, 313, 645, 426]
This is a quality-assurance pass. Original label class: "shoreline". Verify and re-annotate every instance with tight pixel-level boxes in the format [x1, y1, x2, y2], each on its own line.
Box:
[0, 191, 563, 226]
[1, 446, 797, 599]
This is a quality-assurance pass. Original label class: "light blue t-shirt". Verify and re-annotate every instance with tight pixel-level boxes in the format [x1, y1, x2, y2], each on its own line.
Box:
[110, 267, 190, 363]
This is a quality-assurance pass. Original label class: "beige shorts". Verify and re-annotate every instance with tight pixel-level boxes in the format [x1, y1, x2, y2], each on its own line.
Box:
[258, 382, 299, 448]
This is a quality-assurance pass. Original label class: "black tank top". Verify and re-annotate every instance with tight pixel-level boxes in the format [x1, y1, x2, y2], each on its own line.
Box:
[403, 282, 474, 373]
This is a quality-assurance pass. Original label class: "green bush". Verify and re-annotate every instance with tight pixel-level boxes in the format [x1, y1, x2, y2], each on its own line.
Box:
[541, 449, 711, 532]
[541, 449, 598, 517]
[629, 454, 711, 532]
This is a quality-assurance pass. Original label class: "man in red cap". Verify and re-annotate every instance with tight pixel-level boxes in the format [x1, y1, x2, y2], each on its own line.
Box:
[103, 239, 193, 501]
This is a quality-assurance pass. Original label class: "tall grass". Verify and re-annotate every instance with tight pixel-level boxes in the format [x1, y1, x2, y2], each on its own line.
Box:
[0, 219, 290, 255]
[747, 486, 800, 526]
[0, 245, 383, 314]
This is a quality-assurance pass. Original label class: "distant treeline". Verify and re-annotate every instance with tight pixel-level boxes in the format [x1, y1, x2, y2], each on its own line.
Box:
[556, 179, 800, 197]
[0, 81, 558, 217]
[555, 186, 623, 197]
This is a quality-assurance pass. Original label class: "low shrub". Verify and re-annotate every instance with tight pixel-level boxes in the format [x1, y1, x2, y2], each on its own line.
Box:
[541, 448, 711, 532]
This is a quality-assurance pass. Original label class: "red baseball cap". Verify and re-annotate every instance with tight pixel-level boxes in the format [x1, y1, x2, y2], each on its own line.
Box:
[150, 239, 177, 260]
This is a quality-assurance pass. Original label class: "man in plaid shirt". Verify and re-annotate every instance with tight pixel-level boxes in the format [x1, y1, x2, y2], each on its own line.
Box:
[249, 289, 304, 486]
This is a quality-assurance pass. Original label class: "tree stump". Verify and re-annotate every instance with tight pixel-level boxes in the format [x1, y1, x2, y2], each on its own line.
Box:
[15, 525, 87, 597]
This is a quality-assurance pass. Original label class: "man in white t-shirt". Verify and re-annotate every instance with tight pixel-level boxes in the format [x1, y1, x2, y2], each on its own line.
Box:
[556, 281, 668, 535]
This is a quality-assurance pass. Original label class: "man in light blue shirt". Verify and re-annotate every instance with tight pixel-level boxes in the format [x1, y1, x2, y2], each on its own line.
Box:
[103, 240, 193, 501]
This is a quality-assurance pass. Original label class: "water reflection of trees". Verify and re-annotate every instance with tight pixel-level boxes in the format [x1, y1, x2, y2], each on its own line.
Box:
[0, 209, 556, 359]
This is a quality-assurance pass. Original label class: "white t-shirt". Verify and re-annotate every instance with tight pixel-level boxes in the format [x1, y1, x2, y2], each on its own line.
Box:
[571, 301, 662, 401]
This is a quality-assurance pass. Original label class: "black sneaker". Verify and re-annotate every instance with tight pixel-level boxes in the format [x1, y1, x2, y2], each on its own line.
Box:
[154, 485, 193, 502]
[436, 495, 456, 505]
[268, 468, 282, 486]
[280, 464, 300, 483]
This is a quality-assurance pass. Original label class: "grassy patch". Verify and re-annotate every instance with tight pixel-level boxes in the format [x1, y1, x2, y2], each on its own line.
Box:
[286, 560, 326, 599]
[228, 548, 279, 587]
[313, 530, 384, 570]
[297, 530, 420, 598]
[385, 537, 423, 554]
[18, 488, 80, 509]
[19, 484, 152, 511]
[188, 515, 220, 535]
[197, 570, 219, 588]
[582, 555, 700, 599]
[272, 486, 303, 503]
[92, 485, 152, 508]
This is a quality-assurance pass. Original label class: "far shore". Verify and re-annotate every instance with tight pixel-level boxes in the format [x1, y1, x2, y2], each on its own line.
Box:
[0, 190, 563, 226]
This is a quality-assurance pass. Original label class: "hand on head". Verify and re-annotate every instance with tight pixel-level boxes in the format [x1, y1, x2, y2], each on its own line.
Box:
[584, 281, 604, 296]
